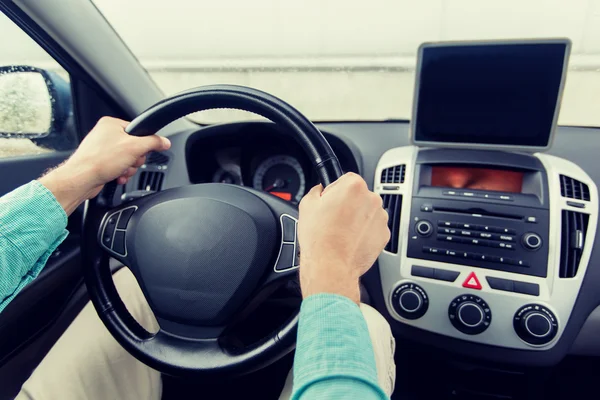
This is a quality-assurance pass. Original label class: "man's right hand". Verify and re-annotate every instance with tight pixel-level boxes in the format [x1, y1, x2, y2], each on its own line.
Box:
[297, 173, 390, 303]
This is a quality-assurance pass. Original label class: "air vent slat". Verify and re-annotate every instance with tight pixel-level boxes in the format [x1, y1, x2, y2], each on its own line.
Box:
[146, 152, 169, 165]
[559, 209, 589, 278]
[138, 170, 165, 192]
[380, 165, 406, 185]
[381, 194, 402, 253]
[560, 174, 590, 201]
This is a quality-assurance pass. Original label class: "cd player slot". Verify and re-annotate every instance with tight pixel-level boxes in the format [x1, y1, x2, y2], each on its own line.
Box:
[433, 206, 523, 221]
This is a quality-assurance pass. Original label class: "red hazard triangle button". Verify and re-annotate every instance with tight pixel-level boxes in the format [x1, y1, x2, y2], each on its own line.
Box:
[462, 272, 482, 290]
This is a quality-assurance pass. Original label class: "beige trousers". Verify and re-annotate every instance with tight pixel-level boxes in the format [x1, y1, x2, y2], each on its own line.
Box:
[17, 268, 395, 399]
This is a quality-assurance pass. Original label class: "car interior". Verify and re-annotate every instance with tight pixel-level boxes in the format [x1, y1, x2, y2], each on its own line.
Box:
[1, 1, 600, 399]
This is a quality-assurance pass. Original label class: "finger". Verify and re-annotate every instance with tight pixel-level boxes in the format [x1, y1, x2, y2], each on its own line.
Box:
[132, 135, 171, 156]
[299, 184, 323, 212]
[133, 155, 146, 168]
[98, 116, 129, 129]
[117, 176, 129, 185]
[121, 167, 137, 179]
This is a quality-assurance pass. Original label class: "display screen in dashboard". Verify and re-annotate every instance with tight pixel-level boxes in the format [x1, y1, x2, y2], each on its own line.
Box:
[413, 40, 569, 148]
[431, 166, 524, 193]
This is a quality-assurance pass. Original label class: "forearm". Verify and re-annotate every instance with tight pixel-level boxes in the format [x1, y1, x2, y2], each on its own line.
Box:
[291, 294, 388, 400]
[0, 181, 68, 311]
[38, 162, 98, 216]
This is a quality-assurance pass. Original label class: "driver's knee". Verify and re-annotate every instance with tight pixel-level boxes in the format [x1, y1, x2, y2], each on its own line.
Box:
[360, 303, 396, 397]
[113, 267, 159, 333]
[17, 267, 161, 400]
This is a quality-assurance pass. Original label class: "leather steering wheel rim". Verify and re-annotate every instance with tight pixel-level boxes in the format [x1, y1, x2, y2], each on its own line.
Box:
[82, 85, 343, 377]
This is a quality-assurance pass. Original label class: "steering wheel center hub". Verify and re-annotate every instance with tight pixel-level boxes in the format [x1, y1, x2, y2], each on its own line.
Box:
[130, 184, 277, 326]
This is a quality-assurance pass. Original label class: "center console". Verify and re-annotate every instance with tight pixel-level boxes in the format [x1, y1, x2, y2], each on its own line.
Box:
[372, 39, 598, 356]
[375, 147, 597, 351]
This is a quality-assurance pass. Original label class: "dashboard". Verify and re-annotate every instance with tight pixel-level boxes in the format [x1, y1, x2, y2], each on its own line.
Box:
[127, 41, 600, 372]
[133, 121, 600, 369]
[184, 122, 359, 203]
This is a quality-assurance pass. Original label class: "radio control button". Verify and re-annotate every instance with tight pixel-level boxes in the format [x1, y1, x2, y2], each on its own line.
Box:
[440, 228, 457, 235]
[479, 232, 493, 239]
[437, 234, 456, 242]
[420, 203, 433, 212]
[438, 220, 456, 228]
[522, 233, 542, 250]
[498, 234, 515, 242]
[416, 220, 433, 236]
[423, 246, 443, 254]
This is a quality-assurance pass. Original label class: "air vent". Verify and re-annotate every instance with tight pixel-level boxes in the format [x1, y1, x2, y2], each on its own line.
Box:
[146, 152, 169, 166]
[382, 194, 402, 253]
[380, 165, 405, 184]
[559, 210, 589, 278]
[560, 175, 590, 201]
[138, 171, 164, 192]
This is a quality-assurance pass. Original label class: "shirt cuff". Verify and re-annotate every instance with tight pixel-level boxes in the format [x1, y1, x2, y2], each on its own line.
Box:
[292, 293, 384, 397]
[0, 180, 68, 269]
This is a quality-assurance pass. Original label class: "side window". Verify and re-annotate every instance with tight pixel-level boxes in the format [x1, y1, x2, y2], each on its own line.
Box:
[0, 12, 77, 159]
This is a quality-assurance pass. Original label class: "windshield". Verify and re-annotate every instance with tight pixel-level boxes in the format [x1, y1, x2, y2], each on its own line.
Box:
[95, 0, 600, 126]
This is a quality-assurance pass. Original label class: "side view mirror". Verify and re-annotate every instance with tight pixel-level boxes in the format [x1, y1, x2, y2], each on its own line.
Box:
[0, 65, 75, 151]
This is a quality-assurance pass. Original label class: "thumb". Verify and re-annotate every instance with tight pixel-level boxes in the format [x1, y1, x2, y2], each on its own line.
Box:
[132, 135, 171, 155]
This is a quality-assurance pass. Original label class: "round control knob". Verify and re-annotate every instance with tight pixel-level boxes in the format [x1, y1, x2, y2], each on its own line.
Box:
[415, 220, 433, 237]
[448, 294, 492, 335]
[392, 283, 429, 320]
[514, 304, 558, 345]
[522, 233, 542, 250]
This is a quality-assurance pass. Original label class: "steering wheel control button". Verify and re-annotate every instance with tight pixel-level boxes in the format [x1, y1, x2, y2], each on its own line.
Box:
[449, 294, 492, 335]
[117, 207, 136, 229]
[416, 220, 433, 237]
[462, 272, 482, 290]
[112, 231, 126, 255]
[275, 243, 295, 271]
[514, 304, 558, 345]
[101, 213, 119, 247]
[293, 245, 300, 267]
[392, 283, 429, 320]
[281, 215, 296, 242]
[522, 232, 542, 250]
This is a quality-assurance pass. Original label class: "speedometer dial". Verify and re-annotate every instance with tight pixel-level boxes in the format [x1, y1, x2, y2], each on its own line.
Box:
[253, 155, 306, 202]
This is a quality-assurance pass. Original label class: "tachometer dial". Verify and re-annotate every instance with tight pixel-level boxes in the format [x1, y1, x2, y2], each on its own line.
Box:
[253, 155, 305, 202]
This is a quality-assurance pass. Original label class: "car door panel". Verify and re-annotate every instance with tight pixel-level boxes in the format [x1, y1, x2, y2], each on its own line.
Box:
[0, 151, 72, 196]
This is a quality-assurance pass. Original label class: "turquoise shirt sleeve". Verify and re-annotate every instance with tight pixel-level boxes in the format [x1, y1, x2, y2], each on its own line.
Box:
[0, 181, 69, 313]
[292, 293, 389, 400]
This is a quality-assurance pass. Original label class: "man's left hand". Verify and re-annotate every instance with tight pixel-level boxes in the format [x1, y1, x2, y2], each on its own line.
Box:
[39, 117, 171, 215]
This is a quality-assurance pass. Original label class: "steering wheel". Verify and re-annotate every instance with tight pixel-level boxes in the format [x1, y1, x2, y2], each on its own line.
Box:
[82, 85, 343, 377]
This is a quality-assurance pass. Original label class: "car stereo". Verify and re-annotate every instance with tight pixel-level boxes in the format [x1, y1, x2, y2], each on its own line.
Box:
[407, 157, 549, 278]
